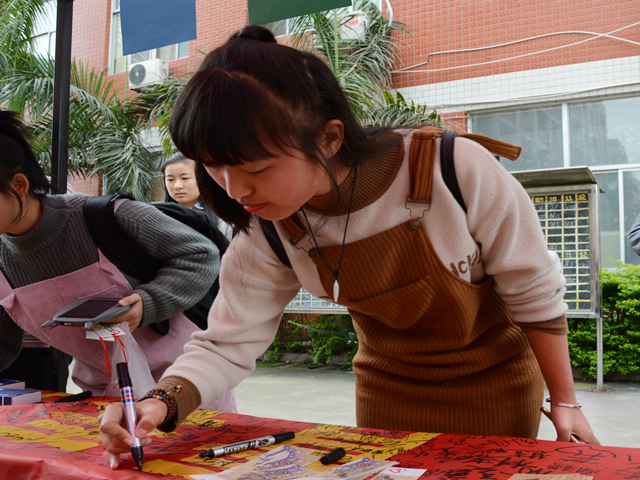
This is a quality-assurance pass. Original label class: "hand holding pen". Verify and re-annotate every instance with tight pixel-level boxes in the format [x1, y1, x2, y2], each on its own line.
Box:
[117, 362, 144, 470]
[99, 396, 163, 470]
[99, 363, 160, 470]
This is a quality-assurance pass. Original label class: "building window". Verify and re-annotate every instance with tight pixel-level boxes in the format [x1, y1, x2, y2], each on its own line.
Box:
[32, 0, 57, 58]
[267, 0, 383, 37]
[569, 97, 640, 167]
[472, 106, 564, 173]
[472, 96, 640, 268]
[109, 0, 189, 75]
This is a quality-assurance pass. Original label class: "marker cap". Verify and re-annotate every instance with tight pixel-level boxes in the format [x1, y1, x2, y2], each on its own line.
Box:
[320, 447, 346, 465]
[272, 431, 296, 443]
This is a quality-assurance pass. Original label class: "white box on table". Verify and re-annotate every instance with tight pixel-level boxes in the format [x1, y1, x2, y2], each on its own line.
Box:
[0, 389, 41, 405]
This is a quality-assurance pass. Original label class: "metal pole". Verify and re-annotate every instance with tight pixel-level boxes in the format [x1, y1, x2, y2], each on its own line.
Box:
[596, 315, 604, 390]
[50, 0, 74, 390]
[50, 0, 74, 195]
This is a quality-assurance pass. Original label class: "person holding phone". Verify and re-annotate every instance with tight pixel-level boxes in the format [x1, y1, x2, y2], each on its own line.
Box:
[0, 110, 235, 412]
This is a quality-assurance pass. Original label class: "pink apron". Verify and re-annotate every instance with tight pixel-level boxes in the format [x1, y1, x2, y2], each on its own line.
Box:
[0, 249, 236, 412]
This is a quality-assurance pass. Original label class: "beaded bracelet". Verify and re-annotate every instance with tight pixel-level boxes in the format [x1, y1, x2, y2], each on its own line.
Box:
[140, 385, 183, 424]
[546, 398, 583, 408]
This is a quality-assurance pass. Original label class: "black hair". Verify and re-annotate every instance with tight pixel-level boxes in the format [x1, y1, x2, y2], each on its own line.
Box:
[159, 152, 197, 203]
[170, 25, 393, 233]
[0, 110, 51, 221]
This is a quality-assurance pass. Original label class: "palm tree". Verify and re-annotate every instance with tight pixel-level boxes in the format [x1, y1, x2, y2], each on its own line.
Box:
[284, 0, 442, 128]
[0, 0, 163, 200]
[0, 0, 47, 73]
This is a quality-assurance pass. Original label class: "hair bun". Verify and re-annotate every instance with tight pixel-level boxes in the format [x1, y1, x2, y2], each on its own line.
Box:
[235, 25, 277, 44]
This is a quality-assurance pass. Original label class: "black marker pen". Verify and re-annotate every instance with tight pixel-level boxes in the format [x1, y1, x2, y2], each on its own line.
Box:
[199, 431, 295, 458]
[54, 390, 92, 403]
[116, 362, 144, 471]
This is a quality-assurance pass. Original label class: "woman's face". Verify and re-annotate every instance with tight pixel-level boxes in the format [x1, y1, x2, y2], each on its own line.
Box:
[164, 161, 200, 207]
[204, 148, 335, 222]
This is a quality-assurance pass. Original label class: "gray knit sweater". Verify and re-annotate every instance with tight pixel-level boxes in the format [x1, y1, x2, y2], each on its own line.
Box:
[0, 193, 220, 370]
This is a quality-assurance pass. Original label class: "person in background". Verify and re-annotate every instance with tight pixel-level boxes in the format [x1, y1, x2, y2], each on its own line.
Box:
[627, 212, 640, 256]
[99, 25, 599, 468]
[160, 153, 233, 239]
[0, 109, 236, 413]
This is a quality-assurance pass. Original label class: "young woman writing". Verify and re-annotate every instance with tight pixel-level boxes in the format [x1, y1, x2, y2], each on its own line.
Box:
[99, 25, 599, 468]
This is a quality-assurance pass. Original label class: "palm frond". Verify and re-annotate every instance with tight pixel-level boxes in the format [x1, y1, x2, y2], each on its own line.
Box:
[282, 0, 409, 123]
[0, 52, 56, 117]
[132, 76, 191, 155]
[91, 128, 158, 201]
[69, 61, 119, 122]
[0, 0, 48, 72]
[362, 91, 443, 128]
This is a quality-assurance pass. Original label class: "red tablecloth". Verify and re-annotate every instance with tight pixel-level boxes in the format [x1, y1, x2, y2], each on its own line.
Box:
[1, 397, 639, 480]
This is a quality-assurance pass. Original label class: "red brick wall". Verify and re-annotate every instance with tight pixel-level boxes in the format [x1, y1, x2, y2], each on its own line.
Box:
[70, 0, 110, 73]
[390, 0, 640, 90]
[69, 1, 639, 93]
[68, 174, 102, 196]
[182, 0, 249, 74]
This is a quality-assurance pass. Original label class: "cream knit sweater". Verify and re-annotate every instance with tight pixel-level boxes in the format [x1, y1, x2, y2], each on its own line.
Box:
[157, 133, 567, 423]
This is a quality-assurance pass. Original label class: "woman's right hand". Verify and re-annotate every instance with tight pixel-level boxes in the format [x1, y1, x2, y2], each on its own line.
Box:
[99, 398, 167, 469]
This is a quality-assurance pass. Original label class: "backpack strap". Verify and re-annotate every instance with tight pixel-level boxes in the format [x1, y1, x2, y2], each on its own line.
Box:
[440, 129, 466, 213]
[259, 218, 292, 269]
[83, 191, 159, 284]
[409, 126, 523, 209]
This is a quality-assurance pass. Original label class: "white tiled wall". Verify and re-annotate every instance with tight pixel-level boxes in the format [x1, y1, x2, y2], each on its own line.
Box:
[397, 55, 640, 114]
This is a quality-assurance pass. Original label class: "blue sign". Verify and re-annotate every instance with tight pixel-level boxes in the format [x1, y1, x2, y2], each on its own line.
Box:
[121, 0, 197, 56]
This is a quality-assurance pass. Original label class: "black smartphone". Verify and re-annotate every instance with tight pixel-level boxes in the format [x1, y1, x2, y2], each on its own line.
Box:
[42, 296, 131, 329]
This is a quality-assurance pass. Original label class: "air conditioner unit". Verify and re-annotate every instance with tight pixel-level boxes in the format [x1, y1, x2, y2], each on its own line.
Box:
[339, 11, 368, 41]
[128, 58, 168, 89]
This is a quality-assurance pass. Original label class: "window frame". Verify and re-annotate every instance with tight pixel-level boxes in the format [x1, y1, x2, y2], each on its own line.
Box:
[470, 95, 640, 266]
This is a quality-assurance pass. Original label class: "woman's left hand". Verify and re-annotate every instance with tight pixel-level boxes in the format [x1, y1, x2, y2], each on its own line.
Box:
[549, 404, 600, 445]
[103, 293, 144, 332]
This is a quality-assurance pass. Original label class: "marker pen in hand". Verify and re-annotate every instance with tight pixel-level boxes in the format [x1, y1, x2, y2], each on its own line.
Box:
[116, 362, 144, 470]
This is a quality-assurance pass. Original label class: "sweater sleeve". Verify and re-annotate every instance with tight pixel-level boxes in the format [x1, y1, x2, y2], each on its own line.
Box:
[157, 218, 302, 424]
[454, 138, 568, 324]
[628, 212, 640, 256]
[113, 201, 220, 329]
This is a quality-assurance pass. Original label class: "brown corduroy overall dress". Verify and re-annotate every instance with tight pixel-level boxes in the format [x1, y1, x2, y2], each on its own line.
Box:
[282, 129, 544, 438]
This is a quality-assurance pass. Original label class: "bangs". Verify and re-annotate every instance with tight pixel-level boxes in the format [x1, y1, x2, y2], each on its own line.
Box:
[170, 68, 307, 167]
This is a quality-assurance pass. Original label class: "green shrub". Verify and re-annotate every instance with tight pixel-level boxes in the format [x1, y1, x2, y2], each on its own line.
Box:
[265, 313, 358, 369]
[568, 262, 640, 378]
[292, 314, 358, 368]
[263, 314, 309, 362]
